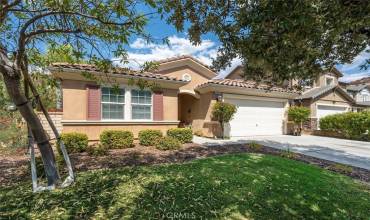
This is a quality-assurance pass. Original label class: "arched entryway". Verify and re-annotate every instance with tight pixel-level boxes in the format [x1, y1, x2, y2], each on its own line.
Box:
[178, 90, 199, 127]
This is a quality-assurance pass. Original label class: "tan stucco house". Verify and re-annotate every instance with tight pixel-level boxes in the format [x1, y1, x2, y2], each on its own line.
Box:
[49, 55, 367, 140]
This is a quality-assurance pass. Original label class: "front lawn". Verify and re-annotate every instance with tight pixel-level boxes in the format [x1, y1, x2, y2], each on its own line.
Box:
[1, 153, 370, 219]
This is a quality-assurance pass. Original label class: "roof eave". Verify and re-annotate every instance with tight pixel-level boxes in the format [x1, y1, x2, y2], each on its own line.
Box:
[49, 67, 187, 85]
[196, 83, 299, 99]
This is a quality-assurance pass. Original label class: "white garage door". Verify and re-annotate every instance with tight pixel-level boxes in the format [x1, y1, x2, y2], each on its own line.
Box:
[224, 98, 285, 136]
[317, 105, 348, 125]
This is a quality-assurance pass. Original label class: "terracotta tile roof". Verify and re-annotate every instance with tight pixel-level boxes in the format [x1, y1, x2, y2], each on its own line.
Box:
[49, 63, 186, 82]
[156, 55, 216, 73]
[196, 79, 299, 93]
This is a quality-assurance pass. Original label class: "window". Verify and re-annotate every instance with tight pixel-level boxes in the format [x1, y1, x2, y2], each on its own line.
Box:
[101, 87, 125, 119]
[326, 77, 334, 86]
[362, 94, 369, 102]
[131, 90, 152, 119]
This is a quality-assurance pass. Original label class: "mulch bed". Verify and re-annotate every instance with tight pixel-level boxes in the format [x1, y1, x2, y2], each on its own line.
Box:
[1, 143, 369, 187]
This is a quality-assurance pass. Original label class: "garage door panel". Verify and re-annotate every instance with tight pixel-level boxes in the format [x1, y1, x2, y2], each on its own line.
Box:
[225, 98, 285, 136]
[317, 105, 348, 129]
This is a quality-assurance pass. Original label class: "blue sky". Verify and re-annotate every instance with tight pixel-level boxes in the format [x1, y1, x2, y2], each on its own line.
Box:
[115, 13, 370, 81]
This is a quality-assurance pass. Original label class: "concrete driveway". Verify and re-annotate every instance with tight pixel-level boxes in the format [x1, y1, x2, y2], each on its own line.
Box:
[193, 135, 370, 170]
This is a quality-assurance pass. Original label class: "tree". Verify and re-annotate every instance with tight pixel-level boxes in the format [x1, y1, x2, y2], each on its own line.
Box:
[288, 106, 310, 136]
[162, 0, 370, 82]
[0, 0, 157, 186]
[212, 102, 237, 139]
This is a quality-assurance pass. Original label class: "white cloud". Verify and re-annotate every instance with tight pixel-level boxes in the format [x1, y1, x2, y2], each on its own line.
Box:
[336, 48, 370, 82]
[112, 35, 241, 78]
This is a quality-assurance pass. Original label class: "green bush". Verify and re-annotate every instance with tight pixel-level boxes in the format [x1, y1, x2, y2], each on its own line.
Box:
[167, 128, 193, 143]
[288, 106, 310, 135]
[86, 143, 108, 156]
[319, 111, 370, 141]
[212, 102, 237, 139]
[57, 132, 88, 155]
[138, 129, 163, 146]
[100, 130, 134, 149]
[248, 141, 262, 151]
[155, 136, 181, 150]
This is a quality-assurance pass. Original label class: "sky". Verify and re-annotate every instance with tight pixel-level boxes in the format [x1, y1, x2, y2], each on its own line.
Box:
[113, 13, 370, 82]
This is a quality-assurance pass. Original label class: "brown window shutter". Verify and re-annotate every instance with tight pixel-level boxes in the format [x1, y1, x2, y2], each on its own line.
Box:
[153, 91, 163, 121]
[86, 85, 101, 120]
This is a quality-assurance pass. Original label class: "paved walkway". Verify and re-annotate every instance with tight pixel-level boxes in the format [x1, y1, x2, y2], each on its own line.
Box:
[193, 135, 370, 170]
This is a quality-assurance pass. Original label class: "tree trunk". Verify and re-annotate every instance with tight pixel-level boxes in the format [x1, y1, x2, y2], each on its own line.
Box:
[2, 72, 60, 186]
[220, 121, 224, 139]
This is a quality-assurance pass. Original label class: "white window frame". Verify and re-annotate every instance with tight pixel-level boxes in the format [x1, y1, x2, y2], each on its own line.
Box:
[131, 89, 153, 121]
[325, 76, 335, 86]
[101, 86, 126, 121]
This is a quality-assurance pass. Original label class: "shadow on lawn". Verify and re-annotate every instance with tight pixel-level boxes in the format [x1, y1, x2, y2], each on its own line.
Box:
[124, 154, 369, 219]
[1, 154, 370, 219]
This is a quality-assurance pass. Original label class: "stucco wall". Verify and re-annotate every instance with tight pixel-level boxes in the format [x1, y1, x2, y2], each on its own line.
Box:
[315, 72, 339, 87]
[61, 79, 179, 121]
[158, 66, 210, 91]
[61, 79, 180, 140]
[299, 89, 352, 120]
[190, 92, 221, 137]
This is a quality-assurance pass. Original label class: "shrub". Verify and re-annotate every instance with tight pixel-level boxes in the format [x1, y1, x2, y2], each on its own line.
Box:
[248, 141, 262, 151]
[212, 102, 237, 139]
[57, 132, 88, 155]
[100, 130, 134, 149]
[86, 143, 108, 156]
[288, 106, 310, 136]
[167, 128, 193, 143]
[155, 136, 181, 150]
[280, 148, 297, 159]
[138, 129, 163, 146]
[319, 111, 370, 141]
[328, 163, 353, 174]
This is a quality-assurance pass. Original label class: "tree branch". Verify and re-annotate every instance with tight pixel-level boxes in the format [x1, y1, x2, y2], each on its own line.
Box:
[25, 28, 82, 44]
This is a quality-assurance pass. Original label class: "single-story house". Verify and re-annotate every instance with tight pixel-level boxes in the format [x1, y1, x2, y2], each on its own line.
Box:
[48, 55, 368, 140]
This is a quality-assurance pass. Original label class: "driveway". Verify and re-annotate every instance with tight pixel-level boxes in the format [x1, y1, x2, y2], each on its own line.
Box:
[193, 135, 370, 170]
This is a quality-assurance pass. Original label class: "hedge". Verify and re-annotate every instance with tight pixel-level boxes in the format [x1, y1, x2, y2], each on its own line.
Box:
[155, 136, 181, 150]
[167, 128, 193, 143]
[319, 111, 370, 141]
[138, 129, 163, 146]
[57, 132, 88, 155]
[100, 130, 134, 149]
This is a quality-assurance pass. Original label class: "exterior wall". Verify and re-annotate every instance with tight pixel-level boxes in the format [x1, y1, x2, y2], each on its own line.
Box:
[62, 124, 178, 140]
[314, 72, 339, 87]
[179, 92, 220, 137]
[62, 79, 178, 121]
[356, 88, 370, 102]
[225, 67, 243, 80]
[158, 66, 210, 92]
[61, 79, 179, 140]
[62, 80, 87, 120]
[37, 112, 63, 139]
[298, 90, 352, 130]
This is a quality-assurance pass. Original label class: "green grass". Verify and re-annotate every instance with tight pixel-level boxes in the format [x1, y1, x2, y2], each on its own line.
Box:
[1, 153, 370, 219]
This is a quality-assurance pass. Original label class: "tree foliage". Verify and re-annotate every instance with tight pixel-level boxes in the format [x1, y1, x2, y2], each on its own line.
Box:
[0, 0, 159, 186]
[162, 0, 370, 82]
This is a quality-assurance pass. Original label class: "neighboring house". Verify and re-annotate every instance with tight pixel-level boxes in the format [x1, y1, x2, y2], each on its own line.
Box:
[49, 55, 367, 140]
[344, 81, 370, 109]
